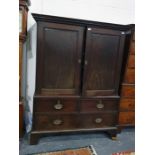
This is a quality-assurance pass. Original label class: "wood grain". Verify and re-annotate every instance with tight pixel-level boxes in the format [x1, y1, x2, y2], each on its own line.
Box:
[119, 98, 135, 111]
[123, 68, 135, 83]
[119, 112, 135, 125]
[121, 84, 135, 97]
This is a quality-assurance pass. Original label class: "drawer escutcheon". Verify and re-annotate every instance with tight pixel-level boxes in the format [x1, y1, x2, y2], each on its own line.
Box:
[96, 100, 104, 109]
[53, 119, 63, 125]
[95, 118, 103, 124]
[54, 100, 63, 110]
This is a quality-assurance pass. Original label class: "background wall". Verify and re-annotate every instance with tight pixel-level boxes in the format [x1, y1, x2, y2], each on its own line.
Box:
[25, 0, 135, 132]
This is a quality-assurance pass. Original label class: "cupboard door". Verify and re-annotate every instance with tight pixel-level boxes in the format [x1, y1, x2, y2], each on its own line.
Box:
[83, 27, 125, 96]
[36, 22, 84, 96]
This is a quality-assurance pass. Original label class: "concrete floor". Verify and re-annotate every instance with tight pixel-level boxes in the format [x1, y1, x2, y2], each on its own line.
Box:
[19, 128, 135, 155]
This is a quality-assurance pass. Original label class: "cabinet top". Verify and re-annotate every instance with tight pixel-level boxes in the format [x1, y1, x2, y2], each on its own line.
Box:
[32, 13, 134, 32]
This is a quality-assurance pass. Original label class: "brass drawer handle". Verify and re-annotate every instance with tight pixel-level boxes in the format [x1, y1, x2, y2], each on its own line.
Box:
[53, 119, 62, 125]
[95, 118, 103, 124]
[96, 100, 104, 109]
[54, 100, 63, 110]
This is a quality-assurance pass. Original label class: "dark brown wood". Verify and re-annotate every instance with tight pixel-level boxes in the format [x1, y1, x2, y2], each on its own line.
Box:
[106, 129, 117, 140]
[78, 113, 117, 129]
[34, 114, 78, 131]
[30, 13, 134, 144]
[83, 27, 126, 96]
[130, 42, 135, 55]
[29, 132, 40, 145]
[80, 99, 118, 113]
[35, 22, 84, 96]
[34, 98, 78, 113]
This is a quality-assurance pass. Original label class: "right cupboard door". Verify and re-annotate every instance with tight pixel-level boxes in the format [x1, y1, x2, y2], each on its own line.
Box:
[83, 27, 125, 96]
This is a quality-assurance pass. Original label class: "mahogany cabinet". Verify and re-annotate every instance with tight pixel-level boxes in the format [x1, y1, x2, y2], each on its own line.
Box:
[30, 14, 134, 144]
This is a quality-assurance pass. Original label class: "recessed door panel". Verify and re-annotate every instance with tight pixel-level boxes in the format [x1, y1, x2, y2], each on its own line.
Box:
[36, 22, 84, 96]
[83, 27, 125, 96]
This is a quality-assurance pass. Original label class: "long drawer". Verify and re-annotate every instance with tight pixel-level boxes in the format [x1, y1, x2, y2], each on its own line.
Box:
[34, 113, 117, 131]
[121, 84, 135, 97]
[34, 98, 78, 113]
[124, 68, 135, 83]
[128, 55, 135, 68]
[119, 98, 135, 111]
[119, 112, 135, 125]
[80, 99, 118, 113]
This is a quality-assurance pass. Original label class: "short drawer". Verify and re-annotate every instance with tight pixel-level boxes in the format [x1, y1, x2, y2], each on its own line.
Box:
[119, 98, 135, 111]
[34, 98, 77, 113]
[119, 112, 135, 125]
[78, 113, 117, 129]
[121, 84, 135, 97]
[80, 99, 118, 113]
[128, 55, 135, 68]
[124, 68, 135, 84]
[34, 114, 77, 131]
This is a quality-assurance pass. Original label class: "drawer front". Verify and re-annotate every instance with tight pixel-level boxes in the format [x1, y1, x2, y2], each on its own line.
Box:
[119, 112, 135, 125]
[34, 114, 77, 131]
[124, 68, 135, 84]
[34, 98, 77, 113]
[128, 55, 135, 68]
[121, 84, 135, 97]
[78, 113, 117, 129]
[120, 98, 135, 111]
[80, 99, 118, 113]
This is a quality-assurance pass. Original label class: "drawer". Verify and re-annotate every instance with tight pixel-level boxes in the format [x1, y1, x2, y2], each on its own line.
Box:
[34, 98, 77, 113]
[121, 84, 135, 97]
[124, 68, 135, 83]
[128, 55, 135, 68]
[119, 112, 135, 125]
[130, 42, 135, 55]
[80, 99, 118, 113]
[34, 114, 77, 131]
[119, 98, 135, 111]
[78, 113, 117, 129]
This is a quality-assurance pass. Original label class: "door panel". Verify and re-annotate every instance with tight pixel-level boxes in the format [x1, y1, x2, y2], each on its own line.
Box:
[83, 27, 125, 96]
[36, 22, 84, 96]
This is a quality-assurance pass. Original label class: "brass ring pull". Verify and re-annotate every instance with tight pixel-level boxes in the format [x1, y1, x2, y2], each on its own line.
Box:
[96, 100, 104, 109]
[95, 118, 103, 124]
[54, 100, 63, 110]
[53, 119, 62, 125]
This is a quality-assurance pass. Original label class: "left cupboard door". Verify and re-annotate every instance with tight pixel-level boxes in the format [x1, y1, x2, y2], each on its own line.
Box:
[35, 22, 84, 96]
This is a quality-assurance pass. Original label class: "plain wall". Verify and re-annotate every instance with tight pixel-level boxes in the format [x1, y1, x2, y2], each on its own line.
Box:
[25, 0, 135, 132]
